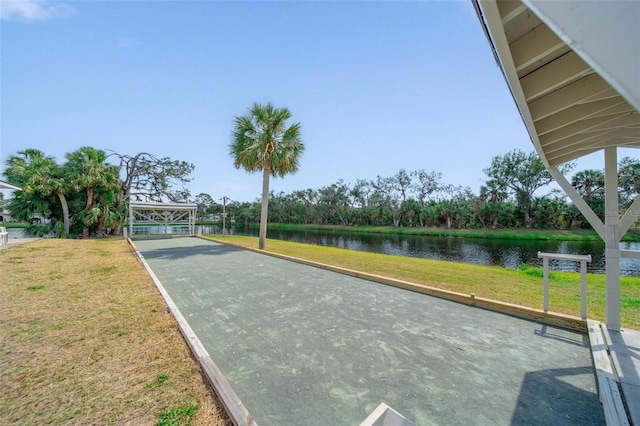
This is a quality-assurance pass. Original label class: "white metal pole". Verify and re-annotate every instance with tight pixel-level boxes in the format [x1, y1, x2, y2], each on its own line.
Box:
[604, 147, 621, 331]
[543, 256, 549, 313]
[580, 260, 587, 321]
[164, 210, 168, 235]
[221, 196, 229, 236]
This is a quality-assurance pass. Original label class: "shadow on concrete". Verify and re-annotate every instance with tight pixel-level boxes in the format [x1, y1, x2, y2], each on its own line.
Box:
[140, 242, 240, 260]
[534, 324, 590, 348]
[512, 366, 605, 425]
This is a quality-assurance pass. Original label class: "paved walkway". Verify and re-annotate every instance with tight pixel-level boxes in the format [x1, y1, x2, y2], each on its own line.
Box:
[0, 237, 39, 250]
[135, 237, 605, 426]
[605, 327, 640, 425]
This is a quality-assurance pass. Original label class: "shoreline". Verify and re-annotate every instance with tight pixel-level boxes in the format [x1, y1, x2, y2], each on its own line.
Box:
[241, 222, 640, 242]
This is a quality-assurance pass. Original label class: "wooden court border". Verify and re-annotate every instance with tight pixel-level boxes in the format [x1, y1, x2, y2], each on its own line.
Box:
[128, 238, 257, 426]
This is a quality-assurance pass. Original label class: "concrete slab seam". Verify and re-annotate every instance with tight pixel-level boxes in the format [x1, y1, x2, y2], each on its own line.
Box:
[131, 245, 257, 426]
[201, 236, 587, 333]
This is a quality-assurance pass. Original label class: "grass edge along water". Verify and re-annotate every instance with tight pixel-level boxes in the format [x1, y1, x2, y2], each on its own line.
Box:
[246, 223, 640, 242]
[208, 234, 640, 330]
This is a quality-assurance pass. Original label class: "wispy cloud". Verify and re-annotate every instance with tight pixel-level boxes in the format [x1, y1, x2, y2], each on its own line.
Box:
[1, 0, 75, 22]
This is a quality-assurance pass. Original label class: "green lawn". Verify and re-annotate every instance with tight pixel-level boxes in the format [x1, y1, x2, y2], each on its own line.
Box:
[207, 235, 640, 330]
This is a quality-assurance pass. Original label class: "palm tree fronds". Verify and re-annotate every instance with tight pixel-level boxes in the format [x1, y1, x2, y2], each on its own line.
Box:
[229, 103, 305, 249]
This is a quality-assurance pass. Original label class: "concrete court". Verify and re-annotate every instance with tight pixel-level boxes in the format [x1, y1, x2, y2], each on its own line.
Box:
[134, 237, 605, 426]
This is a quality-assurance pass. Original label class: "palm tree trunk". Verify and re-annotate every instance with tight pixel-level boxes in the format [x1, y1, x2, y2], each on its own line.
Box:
[56, 191, 70, 236]
[81, 187, 95, 238]
[96, 202, 108, 237]
[259, 167, 270, 249]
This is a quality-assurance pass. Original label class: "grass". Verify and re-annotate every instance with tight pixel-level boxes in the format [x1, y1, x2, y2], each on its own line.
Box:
[2, 235, 637, 424]
[157, 404, 199, 426]
[0, 239, 231, 426]
[260, 223, 640, 242]
[207, 235, 640, 329]
[145, 373, 171, 390]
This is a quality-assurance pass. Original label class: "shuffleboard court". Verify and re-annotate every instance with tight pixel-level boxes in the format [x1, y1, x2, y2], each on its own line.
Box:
[134, 237, 605, 425]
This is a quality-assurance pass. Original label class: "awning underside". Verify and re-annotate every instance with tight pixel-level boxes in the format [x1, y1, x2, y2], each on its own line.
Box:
[478, 0, 640, 167]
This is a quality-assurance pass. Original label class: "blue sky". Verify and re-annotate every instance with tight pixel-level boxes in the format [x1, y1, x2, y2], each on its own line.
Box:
[1, 0, 635, 202]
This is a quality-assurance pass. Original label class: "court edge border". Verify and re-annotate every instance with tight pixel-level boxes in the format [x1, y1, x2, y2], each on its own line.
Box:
[128, 238, 257, 426]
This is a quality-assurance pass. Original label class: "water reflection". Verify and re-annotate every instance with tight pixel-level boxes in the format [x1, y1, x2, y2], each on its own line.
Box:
[246, 227, 639, 277]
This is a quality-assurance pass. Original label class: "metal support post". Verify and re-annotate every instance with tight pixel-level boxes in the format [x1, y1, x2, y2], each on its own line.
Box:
[542, 256, 549, 313]
[604, 147, 620, 331]
[221, 196, 230, 235]
[580, 260, 587, 320]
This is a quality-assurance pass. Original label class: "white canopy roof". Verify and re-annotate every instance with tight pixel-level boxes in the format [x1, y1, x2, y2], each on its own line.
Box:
[129, 201, 197, 211]
[473, 0, 639, 167]
[473, 0, 639, 332]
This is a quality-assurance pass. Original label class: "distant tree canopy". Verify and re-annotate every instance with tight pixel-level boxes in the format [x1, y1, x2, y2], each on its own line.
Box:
[212, 151, 639, 232]
[195, 193, 219, 219]
[3, 145, 637, 236]
[3, 147, 194, 238]
[484, 150, 575, 228]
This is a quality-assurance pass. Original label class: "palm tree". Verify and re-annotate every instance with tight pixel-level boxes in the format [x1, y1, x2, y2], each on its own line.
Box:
[230, 103, 304, 249]
[65, 147, 120, 238]
[571, 169, 604, 201]
[4, 149, 70, 236]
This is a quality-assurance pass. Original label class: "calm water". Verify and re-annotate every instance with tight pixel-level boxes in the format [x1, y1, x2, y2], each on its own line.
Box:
[207, 226, 640, 277]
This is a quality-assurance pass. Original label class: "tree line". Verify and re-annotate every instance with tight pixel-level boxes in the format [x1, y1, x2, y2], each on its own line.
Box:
[198, 150, 639, 231]
[4, 145, 638, 237]
[3, 101, 305, 245]
[3, 147, 193, 237]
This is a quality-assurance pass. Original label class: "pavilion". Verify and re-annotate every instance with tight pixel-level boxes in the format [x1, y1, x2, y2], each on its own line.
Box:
[0, 180, 21, 224]
[473, 0, 640, 332]
[128, 201, 197, 238]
